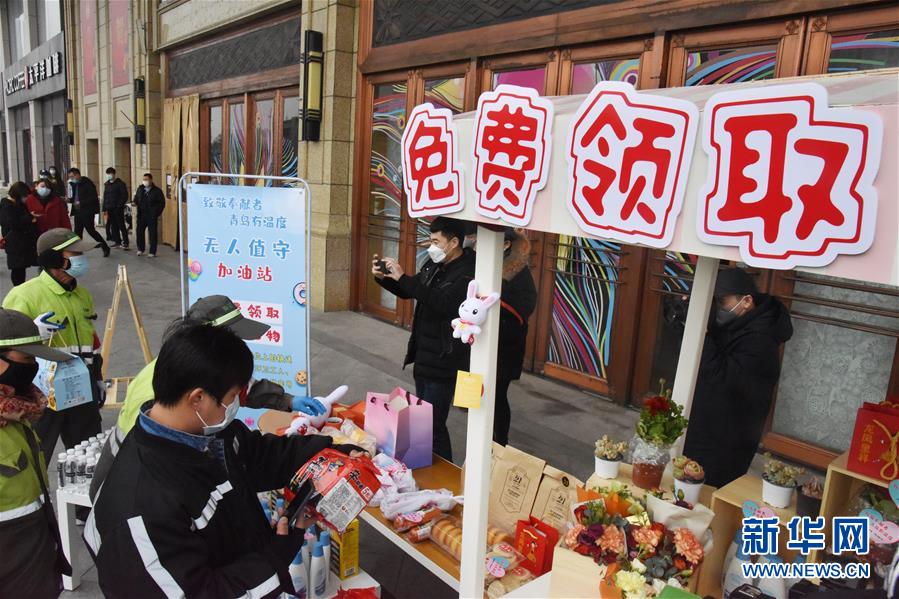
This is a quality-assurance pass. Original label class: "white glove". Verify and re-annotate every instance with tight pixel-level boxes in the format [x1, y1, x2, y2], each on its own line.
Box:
[34, 311, 66, 340]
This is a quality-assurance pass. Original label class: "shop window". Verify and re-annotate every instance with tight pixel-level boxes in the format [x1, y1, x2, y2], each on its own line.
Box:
[209, 105, 223, 181]
[228, 102, 245, 184]
[282, 97, 300, 182]
[493, 67, 546, 94]
[827, 28, 899, 73]
[685, 44, 778, 85]
[570, 58, 640, 94]
[254, 99, 275, 185]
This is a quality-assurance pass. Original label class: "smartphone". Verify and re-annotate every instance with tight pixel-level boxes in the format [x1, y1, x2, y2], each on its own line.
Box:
[375, 259, 391, 275]
[283, 478, 318, 529]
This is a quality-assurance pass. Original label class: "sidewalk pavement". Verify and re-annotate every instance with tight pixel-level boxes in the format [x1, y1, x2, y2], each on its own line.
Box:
[3, 241, 639, 598]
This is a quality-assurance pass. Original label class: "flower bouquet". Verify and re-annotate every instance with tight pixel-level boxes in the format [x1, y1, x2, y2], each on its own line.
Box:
[631, 380, 688, 490]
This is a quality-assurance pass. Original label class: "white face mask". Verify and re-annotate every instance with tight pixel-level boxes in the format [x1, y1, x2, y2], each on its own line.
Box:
[105, 174, 113, 182]
[37, 186, 50, 198]
[142, 180, 151, 188]
[196, 395, 239, 435]
[427, 244, 447, 264]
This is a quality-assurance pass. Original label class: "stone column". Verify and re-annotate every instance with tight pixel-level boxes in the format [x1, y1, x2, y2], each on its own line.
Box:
[299, 0, 357, 311]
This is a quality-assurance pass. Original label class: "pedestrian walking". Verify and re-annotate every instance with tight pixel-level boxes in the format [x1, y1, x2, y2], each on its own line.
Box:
[102, 167, 129, 249]
[67, 168, 110, 257]
[373, 216, 475, 461]
[0, 182, 38, 286]
[27, 178, 72, 235]
[133, 173, 165, 257]
[0, 309, 74, 599]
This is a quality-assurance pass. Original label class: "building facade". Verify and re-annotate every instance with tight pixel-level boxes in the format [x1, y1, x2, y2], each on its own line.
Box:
[0, 0, 68, 185]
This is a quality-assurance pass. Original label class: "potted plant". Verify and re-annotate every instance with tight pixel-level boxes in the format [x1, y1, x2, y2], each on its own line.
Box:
[594, 435, 629, 479]
[796, 477, 824, 518]
[672, 456, 705, 505]
[630, 380, 688, 490]
[762, 453, 804, 509]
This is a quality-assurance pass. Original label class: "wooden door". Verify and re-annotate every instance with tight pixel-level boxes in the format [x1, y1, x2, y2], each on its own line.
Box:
[162, 97, 182, 248]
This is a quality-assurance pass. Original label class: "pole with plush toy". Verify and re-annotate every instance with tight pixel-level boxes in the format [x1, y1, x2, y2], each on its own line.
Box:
[284, 384, 349, 435]
[451, 281, 500, 345]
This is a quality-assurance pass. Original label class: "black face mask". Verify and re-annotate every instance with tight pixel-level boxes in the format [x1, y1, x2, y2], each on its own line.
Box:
[0, 357, 40, 395]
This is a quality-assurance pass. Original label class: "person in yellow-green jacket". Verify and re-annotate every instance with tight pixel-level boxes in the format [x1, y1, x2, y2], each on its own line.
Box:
[0, 309, 74, 598]
[2, 228, 104, 463]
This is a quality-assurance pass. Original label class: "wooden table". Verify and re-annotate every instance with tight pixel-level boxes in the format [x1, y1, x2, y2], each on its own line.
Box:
[585, 462, 716, 506]
[359, 456, 464, 591]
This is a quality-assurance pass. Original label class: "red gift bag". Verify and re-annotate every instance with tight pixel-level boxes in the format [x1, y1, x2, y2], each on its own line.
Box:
[514, 516, 559, 576]
[848, 400, 899, 482]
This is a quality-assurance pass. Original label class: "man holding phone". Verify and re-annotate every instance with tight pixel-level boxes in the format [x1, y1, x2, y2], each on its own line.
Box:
[86, 323, 361, 598]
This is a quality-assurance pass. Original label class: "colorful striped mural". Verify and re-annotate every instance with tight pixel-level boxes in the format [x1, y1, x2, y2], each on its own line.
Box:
[369, 83, 406, 219]
[685, 45, 777, 85]
[829, 29, 899, 73]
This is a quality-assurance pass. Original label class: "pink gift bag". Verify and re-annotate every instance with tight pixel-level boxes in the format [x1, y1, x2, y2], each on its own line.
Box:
[364, 387, 433, 469]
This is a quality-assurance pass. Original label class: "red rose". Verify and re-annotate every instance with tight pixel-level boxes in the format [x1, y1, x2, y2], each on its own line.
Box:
[644, 395, 669, 416]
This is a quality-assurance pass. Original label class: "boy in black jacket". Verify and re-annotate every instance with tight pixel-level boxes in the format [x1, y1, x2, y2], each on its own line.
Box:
[86, 323, 347, 598]
[373, 217, 475, 462]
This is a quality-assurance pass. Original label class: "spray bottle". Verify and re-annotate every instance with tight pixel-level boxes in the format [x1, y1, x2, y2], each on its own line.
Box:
[289, 550, 308, 599]
[310, 542, 328, 599]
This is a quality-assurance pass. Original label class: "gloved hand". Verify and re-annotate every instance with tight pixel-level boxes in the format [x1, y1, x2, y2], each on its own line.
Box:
[95, 380, 107, 408]
[291, 395, 326, 416]
[34, 311, 66, 340]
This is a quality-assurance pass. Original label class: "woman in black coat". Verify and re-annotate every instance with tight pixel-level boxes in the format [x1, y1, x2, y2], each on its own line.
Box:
[0, 182, 38, 286]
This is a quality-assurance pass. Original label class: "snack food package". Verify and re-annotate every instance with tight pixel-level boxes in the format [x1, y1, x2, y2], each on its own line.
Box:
[392, 506, 444, 532]
[485, 542, 526, 584]
[430, 516, 464, 561]
[530, 465, 583, 534]
[331, 519, 360, 580]
[486, 566, 535, 599]
[288, 448, 382, 533]
[339, 419, 378, 456]
[488, 444, 546, 533]
[379, 488, 462, 519]
[487, 524, 514, 547]
[406, 521, 435, 543]
[373, 453, 418, 493]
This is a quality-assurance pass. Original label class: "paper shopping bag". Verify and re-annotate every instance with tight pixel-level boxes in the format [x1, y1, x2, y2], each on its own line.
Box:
[364, 388, 433, 470]
[515, 516, 559, 576]
[848, 401, 899, 481]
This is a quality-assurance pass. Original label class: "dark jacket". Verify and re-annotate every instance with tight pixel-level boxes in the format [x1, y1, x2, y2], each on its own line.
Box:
[683, 295, 793, 487]
[70, 176, 100, 215]
[102, 178, 129, 212]
[0, 197, 37, 270]
[26, 191, 71, 235]
[86, 417, 332, 599]
[47, 176, 66, 199]
[498, 235, 537, 381]
[376, 248, 476, 379]
[134, 184, 166, 220]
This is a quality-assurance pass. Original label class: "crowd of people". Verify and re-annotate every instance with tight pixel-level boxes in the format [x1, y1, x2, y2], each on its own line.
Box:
[0, 167, 167, 287]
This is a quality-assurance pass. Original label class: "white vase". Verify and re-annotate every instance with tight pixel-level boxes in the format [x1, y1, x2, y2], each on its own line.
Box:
[674, 478, 703, 505]
[762, 479, 794, 509]
[594, 456, 620, 479]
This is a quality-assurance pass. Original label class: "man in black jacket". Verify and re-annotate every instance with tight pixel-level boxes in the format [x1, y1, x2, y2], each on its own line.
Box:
[102, 167, 130, 249]
[86, 323, 348, 598]
[683, 267, 793, 488]
[133, 172, 165, 257]
[373, 217, 475, 461]
[68, 167, 110, 257]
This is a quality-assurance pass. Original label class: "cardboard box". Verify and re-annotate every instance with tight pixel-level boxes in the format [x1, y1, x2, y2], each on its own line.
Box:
[35, 356, 94, 411]
[531, 465, 583, 534]
[330, 518, 360, 580]
[489, 444, 546, 533]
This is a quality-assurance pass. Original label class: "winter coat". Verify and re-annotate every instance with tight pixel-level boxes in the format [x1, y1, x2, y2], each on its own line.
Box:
[683, 295, 793, 487]
[86, 417, 332, 598]
[47, 176, 66, 198]
[0, 197, 37, 270]
[102, 178, 128, 212]
[70, 176, 100, 216]
[376, 248, 476, 380]
[498, 235, 537, 382]
[26, 191, 71, 235]
[133, 184, 165, 220]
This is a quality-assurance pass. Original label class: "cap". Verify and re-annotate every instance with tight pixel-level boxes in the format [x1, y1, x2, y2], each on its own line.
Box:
[187, 295, 270, 340]
[0, 309, 73, 361]
[37, 228, 99, 255]
[714, 267, 758, 298]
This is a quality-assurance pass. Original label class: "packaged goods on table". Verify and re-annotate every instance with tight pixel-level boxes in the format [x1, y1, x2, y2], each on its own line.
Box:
[392, 506, 445, 532]
[489, 444, 546, 533]
[430, 516, 464, 561]
[515, 516, 559, 575]
[486, 566, 535, 598]
[379, 488, 462, 519]
[319, 419, 378, 457]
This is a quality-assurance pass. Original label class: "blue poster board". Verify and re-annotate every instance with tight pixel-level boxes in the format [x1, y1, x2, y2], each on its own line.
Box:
[186, 183, 309, 394]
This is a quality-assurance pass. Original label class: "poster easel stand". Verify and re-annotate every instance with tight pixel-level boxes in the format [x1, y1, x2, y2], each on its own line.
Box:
[100, 264, 153, 407]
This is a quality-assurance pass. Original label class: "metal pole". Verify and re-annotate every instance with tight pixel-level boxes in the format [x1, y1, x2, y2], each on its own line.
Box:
[671, 255, 719, 455]
[458, 225, 503, 598]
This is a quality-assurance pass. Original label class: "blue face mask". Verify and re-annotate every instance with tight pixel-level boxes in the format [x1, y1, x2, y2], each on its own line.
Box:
[65, 255, 89, 278]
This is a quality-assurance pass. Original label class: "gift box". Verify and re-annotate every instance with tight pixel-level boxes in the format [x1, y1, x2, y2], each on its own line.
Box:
[514, 516, 559, 576]
[848, 401, 899, 482]
[364, 388, 432, 470]
[35, 356, 94, 411]
[288, 449, 382, 533]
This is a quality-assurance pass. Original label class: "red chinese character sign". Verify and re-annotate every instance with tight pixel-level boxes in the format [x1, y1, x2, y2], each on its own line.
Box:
[473, 85, 553, 227]
[699, 82, 883, 269]
[566, 82, 699, 247]
[401, 103, 464, 218]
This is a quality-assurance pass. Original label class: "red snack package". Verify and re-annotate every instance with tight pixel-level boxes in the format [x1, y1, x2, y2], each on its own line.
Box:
[393, 506, 443, 532]
[287, 448, 382, 533]
[406, 521, 435, 543]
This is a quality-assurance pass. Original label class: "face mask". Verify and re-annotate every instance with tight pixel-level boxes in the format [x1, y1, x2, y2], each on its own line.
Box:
[143, 180, 151, 188]
[105, 174, 113, 182]
[37, 186, 50, 198]
[462, 237, 476, 250]
[196, 395, 239, 435]
[69, 178, 78, 185]
[427, 244, 447, 264]
[0, 357, 40, 395]
[65, 255, 89, 278]
[715, 295, 749, 326]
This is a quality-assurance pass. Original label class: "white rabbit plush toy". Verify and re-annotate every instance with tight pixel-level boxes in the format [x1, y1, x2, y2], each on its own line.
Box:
[451, 280, 500, 345]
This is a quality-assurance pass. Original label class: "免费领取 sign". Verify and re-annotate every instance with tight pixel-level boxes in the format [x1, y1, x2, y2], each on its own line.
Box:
[5, 51, 62, 96]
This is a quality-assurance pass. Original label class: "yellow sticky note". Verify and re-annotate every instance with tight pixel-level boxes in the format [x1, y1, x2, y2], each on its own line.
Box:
[454, 371, 483, 409]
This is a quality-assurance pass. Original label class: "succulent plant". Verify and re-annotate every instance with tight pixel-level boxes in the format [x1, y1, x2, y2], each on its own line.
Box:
[762, 453, 804, 488]
[595, 435, 628, 461]
[672, 456, 705, 483]
[801, 477, 824, 499]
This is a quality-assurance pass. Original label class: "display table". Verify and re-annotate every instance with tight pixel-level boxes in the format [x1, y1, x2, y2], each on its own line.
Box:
[56, 486, 93, 591]
[360, 456, 463, 590]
